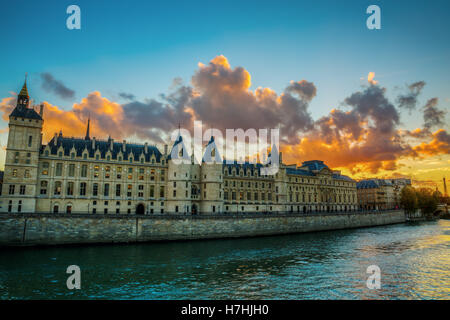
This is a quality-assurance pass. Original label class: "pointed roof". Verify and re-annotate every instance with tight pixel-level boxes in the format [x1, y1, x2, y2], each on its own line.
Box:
[18, 74, 29, 98]
[9, 76, 42, 120]
[85, 117, 90, 140]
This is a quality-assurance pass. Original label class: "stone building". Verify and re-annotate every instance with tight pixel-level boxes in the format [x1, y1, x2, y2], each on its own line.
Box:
[356, 178, 411, 210]
[0, 80, 358, 214]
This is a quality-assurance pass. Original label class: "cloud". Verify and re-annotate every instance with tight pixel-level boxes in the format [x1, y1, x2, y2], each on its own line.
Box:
[188, 55, 314, 144]
[423, 98, 446, 129]
[412, 129, 450, 156]
[118, 92, 136, 101]
[367, 72, 378, 85]
[397, 81, 426, 111]
[40, 73, 75, 100]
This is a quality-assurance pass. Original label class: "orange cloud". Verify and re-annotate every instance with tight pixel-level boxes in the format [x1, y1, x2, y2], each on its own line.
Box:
[412, 129, 450, 156]
[367, 72, 378, 85]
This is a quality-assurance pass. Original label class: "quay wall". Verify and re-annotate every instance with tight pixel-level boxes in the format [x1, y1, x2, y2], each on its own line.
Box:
[0, 210, 405, 246]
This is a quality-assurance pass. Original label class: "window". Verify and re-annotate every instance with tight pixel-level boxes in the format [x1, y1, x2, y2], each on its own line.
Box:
[26, 152, 31, 164]
[66, 182, 74, 196]
[127, 184, 132, 197]
[58, 151, 63, 157]
[160, 186, 165, 198]
[160, 170, 165, 181]
[94, 165, 99, 178]
[40, 181, 48, 195]
[44, 150, 49, 156]
[117, 167, 122, 179]
[12, 169, 17, 177]
[105, 166, 110, 179]
[80, 182, 86, 196]
[96, 154, 100, 160]
[116, 184, 121, 196]
[24, 170, 30, 178]
[42, 162, 49, 175]
[150, 185, 154, 198]
[68, 164, 75, 177]
[173, 190, 176, 197]
[93, 183, 98, 196]
[81, 165, 87, 177]
[83, 153, 87, 159]
[56, 163, 63, 176]
[54, 181, 61, 195]
[150, 169, 155, 181]
[70, 153, 75, 159]
[9, 185, 15, 195]
[104, 184, 110, 196]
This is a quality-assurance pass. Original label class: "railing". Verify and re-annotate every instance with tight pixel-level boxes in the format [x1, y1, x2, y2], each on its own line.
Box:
[0, 209, 402, 220]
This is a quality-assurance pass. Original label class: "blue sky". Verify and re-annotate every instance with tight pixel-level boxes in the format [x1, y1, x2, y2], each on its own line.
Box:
[1, 0, 449, 125]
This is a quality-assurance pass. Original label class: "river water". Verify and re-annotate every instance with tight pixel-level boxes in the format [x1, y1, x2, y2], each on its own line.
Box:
[0, 220, 449, 300]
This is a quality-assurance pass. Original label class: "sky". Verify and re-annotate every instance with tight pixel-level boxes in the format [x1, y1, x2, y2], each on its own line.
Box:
[0, 0, 449, 192]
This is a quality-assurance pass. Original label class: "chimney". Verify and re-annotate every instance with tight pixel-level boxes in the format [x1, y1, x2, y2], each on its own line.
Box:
[279, 151, 282, 164]
[54, 132, 58, 144]
[144, 142, 148, 154]
[92, 137, 96, 149]
[122, 140, 126, 152]
[39, 103, 44, 117]
[164, 144, 168, 155]
[110, 138, 114, 150]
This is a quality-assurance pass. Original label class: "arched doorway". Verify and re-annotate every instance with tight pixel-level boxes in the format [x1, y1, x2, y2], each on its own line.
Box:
[192, 204, 198, 215]
[136, 203, 145, 215]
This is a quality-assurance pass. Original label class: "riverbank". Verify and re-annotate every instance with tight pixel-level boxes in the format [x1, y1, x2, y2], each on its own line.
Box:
[0, 210, 405, 247]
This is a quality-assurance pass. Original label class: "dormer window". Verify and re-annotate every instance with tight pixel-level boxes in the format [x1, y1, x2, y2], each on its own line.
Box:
[58, 152, 62, 157]
[71, 153, 75, 159]
[83, 153, 87, 159]
[118, 156, 122, 161]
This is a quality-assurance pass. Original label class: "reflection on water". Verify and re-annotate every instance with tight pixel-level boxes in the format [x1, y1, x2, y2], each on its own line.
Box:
[0, 220, 449, 299]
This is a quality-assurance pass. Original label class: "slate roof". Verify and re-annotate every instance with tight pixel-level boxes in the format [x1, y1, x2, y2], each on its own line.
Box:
[41, 135, 162, 162]
[10, 105, 42, 120]
[356, 180, 380, 189]
[286, 168, 315, 176]
[300, 160, 329, 171]
[223, 161, 263, 175]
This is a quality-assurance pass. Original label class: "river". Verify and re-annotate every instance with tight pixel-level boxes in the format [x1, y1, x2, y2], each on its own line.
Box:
[0, 220, 449, 299]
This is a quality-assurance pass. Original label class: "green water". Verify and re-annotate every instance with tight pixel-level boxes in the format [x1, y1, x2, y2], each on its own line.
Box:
[0, 220, 449, 299]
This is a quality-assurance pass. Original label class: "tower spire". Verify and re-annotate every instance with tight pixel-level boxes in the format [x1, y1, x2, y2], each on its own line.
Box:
[17, 73, 30, 108]
[85, 115, 90, 140]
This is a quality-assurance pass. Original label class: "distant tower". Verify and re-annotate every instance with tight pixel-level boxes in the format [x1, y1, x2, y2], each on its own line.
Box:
[1, 77, 43, 213]
[444, 177, 448, 196]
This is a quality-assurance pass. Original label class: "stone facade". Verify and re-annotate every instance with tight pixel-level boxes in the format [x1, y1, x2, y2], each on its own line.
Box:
[356, 178, 411, 210]
[0, 81, 358, 215]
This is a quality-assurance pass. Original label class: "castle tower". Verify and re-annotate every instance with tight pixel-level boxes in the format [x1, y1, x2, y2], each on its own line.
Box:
[167, 133, 192, 214]
[1, 77, 43, 213]
[200, 136, 223, 214]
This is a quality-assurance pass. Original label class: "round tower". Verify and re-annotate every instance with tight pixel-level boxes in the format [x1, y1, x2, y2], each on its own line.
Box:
[167, 134, 192, 214]
[199, 137, 223, 214]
